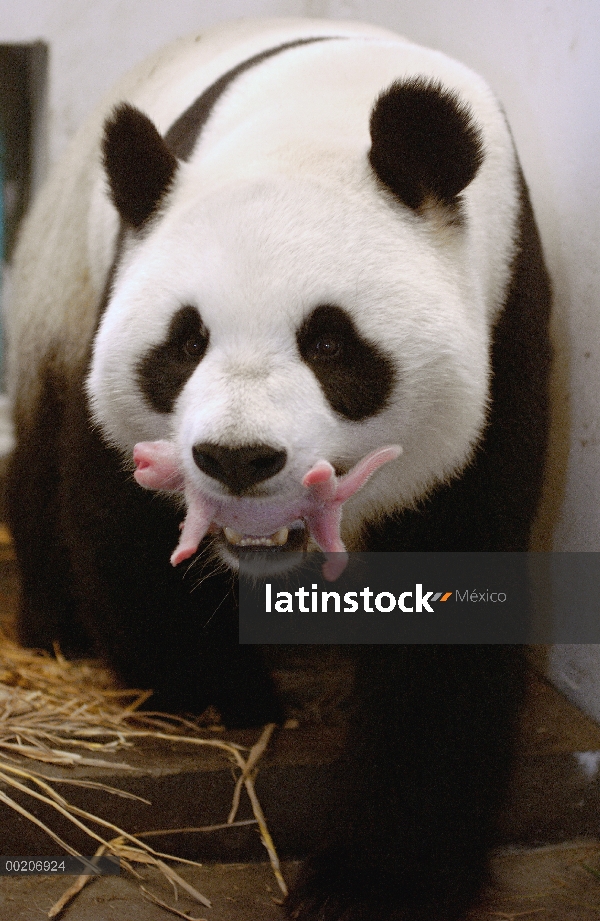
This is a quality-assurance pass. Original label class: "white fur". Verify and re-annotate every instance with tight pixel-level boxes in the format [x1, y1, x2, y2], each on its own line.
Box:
[9, 19, 520, 550]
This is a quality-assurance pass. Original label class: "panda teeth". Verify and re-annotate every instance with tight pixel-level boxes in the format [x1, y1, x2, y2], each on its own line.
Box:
[268, 527, 290, 546]
[223, 526, 289, 547]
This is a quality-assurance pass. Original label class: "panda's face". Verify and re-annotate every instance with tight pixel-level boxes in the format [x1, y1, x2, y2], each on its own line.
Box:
[88, 171, 490, 561]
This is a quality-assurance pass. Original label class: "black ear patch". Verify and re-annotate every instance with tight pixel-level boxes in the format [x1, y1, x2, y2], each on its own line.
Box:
[103, 103, 178, 228]
[369, 78, 484, 210]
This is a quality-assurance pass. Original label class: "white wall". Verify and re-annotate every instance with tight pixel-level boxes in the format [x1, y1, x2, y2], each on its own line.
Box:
[1, 0, 599, 717]
[0, 0, 307, 167]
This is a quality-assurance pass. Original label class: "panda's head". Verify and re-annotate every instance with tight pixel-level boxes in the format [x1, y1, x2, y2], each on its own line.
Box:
[87, 79, 490, 569]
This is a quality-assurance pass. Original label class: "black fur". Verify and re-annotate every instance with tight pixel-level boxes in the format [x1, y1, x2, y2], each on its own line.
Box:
[165, 37, 338, 160]
[8, 363, 283, 724]
[369, 78, 484, 210]
[296, 304, 396, 421]
[8, 169, 551, 920]
[284, 172, 551, 921]
[103, 103, 178, 228]
[8, 37, 551, 920]
[286, 646, 525, 921]
[8, 362, 92, 659]
[137, 305, 209, 413]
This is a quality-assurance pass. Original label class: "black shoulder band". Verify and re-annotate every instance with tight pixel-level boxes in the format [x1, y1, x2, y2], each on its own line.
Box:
[165, 36, 339, 161]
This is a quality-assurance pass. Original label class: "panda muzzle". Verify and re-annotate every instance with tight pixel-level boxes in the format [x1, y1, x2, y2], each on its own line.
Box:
[133, 441, 401, 580]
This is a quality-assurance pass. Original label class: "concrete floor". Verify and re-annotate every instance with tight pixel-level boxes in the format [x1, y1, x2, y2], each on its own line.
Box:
[3, 844, 600, 921]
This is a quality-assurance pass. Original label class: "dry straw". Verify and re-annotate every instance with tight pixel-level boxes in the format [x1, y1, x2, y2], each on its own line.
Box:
[0, 627, 287, 918]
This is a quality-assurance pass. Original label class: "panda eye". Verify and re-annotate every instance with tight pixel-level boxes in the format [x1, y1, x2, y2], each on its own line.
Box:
[183, 336, 204, 359]
[173, 307, 208, 363]
[313, 336, 342, 359]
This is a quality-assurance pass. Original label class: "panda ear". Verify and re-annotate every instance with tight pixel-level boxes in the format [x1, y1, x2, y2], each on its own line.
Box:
[102, 103, 179, 229]
[369, 79, 484, 210]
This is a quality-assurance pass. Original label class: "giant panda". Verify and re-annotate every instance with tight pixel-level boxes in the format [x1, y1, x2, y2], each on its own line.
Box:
[5, 18, 551, 921]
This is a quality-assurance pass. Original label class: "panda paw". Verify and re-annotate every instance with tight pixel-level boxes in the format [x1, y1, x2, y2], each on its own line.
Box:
[285, 885, 445, 921]
[286, 887, 412, 921]
[285, 851, 461, 921]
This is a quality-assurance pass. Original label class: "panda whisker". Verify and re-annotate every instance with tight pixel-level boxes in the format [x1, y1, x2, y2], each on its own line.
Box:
[185, 541, 231, 591]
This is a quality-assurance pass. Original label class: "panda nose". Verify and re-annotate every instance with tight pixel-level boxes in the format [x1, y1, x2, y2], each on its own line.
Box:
[192, 442, 287, 495]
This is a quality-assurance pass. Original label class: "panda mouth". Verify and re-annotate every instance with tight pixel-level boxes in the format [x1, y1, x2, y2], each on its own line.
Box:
[221, 523, 307, 552]
[133, 441, 402, 579]
[223, 525, 289, 547]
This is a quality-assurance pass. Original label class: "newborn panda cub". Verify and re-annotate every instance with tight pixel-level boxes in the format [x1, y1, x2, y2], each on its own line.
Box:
[6, 18, 551, 921]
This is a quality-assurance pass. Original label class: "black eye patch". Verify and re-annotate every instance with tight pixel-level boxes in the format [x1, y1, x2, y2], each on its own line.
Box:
[296, 304, 395, 421]
[137, 305, 209, 413]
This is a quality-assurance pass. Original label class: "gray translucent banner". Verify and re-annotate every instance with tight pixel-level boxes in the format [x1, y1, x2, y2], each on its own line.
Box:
[238, 552, 600, 644]
[0, 856, 121, 875]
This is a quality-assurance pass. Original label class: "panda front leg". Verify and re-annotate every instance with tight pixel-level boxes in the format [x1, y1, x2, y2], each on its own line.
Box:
[53, 379, 282, 726]
[287, 645, 525, 921]
[7, 369, 95, 658]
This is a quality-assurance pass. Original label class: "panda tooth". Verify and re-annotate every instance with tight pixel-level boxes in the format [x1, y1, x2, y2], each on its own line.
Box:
[224, 527, 243, 545]
[271, 527, 289, 546]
